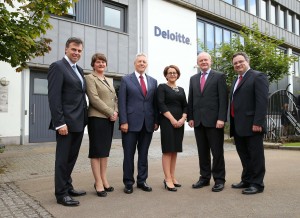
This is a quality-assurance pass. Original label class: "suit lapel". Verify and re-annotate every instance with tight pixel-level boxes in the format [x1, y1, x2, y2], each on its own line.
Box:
[62, 58, 84, 90]
[202, 71, 215, 93]
[92, 72, 114, 93]
[130, 72, 145, 97]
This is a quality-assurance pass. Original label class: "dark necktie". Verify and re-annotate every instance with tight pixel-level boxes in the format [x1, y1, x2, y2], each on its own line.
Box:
[72, 65, 84, 88]
[139, 75, 147, 96]
[200, 72, 206, 92]
[231, 75, 243, 117]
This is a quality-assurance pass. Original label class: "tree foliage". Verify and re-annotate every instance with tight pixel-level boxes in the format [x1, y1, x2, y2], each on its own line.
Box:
[0, 0, 75, 72]
[203, 23, 298, 87]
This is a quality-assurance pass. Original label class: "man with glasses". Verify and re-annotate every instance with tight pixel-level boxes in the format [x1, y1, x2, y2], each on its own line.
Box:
[230, 52, 268, 195]
[187, 52, 228, 192]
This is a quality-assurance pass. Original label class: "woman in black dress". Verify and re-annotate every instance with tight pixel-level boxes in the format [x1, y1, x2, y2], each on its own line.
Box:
[85, 53, 118, 197]
[157, 65, 187, 191]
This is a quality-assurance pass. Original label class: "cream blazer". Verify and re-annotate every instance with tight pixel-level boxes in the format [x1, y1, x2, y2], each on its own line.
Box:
[85, 72, 118, 118]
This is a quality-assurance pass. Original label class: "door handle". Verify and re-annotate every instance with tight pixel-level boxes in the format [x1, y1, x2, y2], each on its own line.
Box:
[31, 104, 35, 124]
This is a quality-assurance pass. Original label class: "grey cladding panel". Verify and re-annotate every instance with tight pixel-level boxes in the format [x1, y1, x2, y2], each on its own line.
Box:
[96, 29, 108, 55]
[118, 34, 129, 74]
[84, 27, 97, 69]
[107, 32, 119, 73]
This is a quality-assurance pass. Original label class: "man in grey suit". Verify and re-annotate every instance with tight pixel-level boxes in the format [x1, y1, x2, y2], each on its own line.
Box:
[48, 37, 88, 206]
[187, 52, 228, 192]
[230, 52, 269, 195]
[118, 53, 159, 194]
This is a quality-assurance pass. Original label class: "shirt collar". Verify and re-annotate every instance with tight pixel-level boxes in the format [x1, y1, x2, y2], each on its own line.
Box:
[64, 55, 76, 67]
[135, 71, 146, 78]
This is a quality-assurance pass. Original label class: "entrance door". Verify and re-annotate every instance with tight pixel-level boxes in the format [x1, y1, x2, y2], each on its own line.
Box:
[29, 71, 56, 143]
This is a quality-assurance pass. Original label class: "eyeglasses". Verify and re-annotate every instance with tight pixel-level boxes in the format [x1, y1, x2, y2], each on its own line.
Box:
[167, 72, 178, 75]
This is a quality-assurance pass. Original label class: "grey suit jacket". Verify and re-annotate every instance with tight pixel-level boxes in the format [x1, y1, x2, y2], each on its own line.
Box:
[85, 72, 118, 118]
[118, 72, 158, 132]
[229, 69, 269, 137]
[187, 70, 228, 128]
[48, 58, 88, 132]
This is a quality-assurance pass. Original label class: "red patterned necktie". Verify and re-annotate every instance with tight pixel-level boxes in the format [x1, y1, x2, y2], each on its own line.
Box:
[200, 72, 206, 92]
[231, 75, 243, 117]
[139, 75, 147, 96]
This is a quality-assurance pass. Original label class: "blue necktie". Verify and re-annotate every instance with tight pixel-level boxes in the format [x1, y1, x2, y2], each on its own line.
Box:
[72, 65, 84, 88]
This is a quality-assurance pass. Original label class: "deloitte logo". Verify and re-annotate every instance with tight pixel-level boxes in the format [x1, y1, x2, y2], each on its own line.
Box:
[154, 26, 191, 45]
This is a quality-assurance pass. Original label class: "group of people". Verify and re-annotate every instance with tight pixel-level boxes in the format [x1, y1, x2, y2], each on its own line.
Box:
[48, 37, 269, 207]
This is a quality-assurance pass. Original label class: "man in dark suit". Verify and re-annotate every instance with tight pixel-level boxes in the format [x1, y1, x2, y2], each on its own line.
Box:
[118, 53, 159, 194]
[230, 52, 269, 195]
[48, 37, 88, 206]
[187, 52, 228, 192]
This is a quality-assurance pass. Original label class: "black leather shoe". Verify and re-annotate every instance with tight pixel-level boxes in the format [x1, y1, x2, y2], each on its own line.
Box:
[104, 186, 114, 192]
[137, 182, 152, 192]
[192, 180, 210, 189]
[124, 185, 133, 194]
[242, 186, 263, 195]
[68, 189, 86, 197]
[57, 196, 79, 207]
[94, 184, 107, 197]
[231, 181, 250, 189]
[174, 183, 182, 188]
[212, 184, 224, 192]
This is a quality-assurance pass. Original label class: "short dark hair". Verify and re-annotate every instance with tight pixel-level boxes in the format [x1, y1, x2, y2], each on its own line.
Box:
[163, 65, 181, 80]
[232, 52, 250, 63]
[91, 53, 108, 68]
[65, 37, 83, 48]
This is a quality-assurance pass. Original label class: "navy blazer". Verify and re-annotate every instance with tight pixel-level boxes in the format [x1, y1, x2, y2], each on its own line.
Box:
[48, 58, 88, 132]
[118, 72, 158, 132]
[229, 69, 269, 137]
[187, 70, 228, 128]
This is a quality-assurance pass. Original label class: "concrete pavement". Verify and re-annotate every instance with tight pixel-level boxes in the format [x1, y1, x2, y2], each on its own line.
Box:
[0, 136, 300, 218]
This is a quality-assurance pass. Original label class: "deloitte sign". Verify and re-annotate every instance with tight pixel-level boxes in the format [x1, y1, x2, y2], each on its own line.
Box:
[154, 26, 190, 45]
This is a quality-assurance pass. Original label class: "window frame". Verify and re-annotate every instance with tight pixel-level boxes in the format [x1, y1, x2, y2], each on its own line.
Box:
[101, 1, 127, 32]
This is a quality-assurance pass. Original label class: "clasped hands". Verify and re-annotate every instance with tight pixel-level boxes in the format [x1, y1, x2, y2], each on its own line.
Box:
[171, 118, 185, 128]
[109, 111, 118, 122]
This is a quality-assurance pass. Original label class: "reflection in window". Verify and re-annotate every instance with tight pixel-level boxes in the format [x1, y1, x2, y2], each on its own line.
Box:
[260, 0, 267, 20]
[224, 30, 231, 43]
[215, 27, 222, 48]
[197, 22, 205, 52]
[67, 0, 75, 15]
[104, 6, 121, 29]
[279, 9, 285, 28]
[295, 17, 300, 35]
[223, 0, 233, 4]
[287, 13, 292, 32]
[236, 0, 245, 11]
[249, 0, 257, 15]
[294, 54, 300, 77]
[206, 24, 214, 50]
[270, 4, 276, 24]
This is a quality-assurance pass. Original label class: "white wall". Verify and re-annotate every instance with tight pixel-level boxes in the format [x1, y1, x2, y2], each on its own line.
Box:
[144, 0, 197, 134]
[0, 62, 22, 143]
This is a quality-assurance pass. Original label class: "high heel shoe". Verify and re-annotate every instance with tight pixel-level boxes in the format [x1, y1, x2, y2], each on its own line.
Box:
[94, 184, 107, 197]
[104, 186, 114, 192]
[163, 180, 177, 192]
[174, 183, 182, 188]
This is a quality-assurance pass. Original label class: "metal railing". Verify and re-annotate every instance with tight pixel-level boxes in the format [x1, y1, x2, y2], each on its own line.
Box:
[265, 86, 300, 142]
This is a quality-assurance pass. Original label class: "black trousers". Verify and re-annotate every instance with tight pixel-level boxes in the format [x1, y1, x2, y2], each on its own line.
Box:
[234, 133, 265, 189]
[122, 125, 153, 186]
[55, 131, 84, 200]
[194, 124, 226, 184]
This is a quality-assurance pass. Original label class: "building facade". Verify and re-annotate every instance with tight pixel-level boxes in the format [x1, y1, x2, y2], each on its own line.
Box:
[0, 0, 299, 144]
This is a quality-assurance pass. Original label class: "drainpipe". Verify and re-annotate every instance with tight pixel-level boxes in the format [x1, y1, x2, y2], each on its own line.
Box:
[20, 69, 26, 145]
[137, 0, 143, 53]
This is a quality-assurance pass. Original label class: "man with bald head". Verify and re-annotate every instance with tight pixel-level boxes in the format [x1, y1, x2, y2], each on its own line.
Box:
[188, 52, 228, 192]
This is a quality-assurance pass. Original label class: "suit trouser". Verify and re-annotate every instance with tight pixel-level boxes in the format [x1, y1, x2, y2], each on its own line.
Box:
[55, 131, 84, 200]
[122, 125, 153, 186]
[194, 124, 226, 184]
[234, 133, 265, 189]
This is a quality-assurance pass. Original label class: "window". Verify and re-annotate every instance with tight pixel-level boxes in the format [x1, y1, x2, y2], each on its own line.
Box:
[223, 0, 233, 4]
[102, 2, 126, 31]
[249, 0, 257, 16]
[197, 19, 239, 53]
[260, 0, 267, 20]
[236, 0, 246, 11]
[270, 4, 276, 24]
[67, 0, 75, 16]
[279, 8, 285, 28]
[293, 53, 300, 77]
[295, 17, 300, 35]
[287, 12, 293, 32]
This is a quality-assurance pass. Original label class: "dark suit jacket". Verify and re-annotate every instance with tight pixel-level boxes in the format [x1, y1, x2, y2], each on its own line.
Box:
[229, 69, 269, 137]
[187, 70, 228, 127]
[48, 58, 88, 132]
[118, 72, 158, 132]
